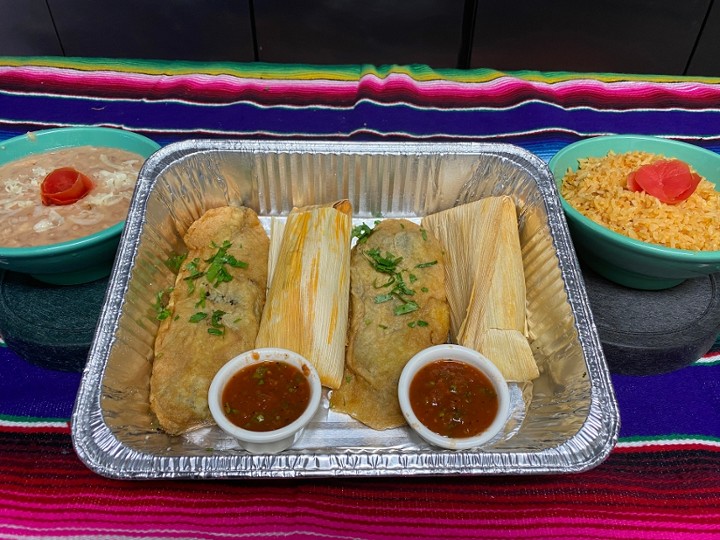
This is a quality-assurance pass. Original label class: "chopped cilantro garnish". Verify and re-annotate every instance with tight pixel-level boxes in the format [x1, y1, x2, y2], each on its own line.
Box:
[210, 310, 225, 326]
[207, 264, 233, 287]
[165, 252, 188, 273]
[205, 240, 248, 287]
[365, 248, 403, 274]
[394, 301, 419, 316]
[352, 223, 374, 244]
[185, 308, 227, 336]
[183, 258, 204, 293]
[189, 312, 208, 323]
[407, 320, 428, 328]
[208, 310, 226, 336]
[392, 274, 414, 296]
[152, 288, 173, 321]
[184, 257, 204, 279]
[362, 237, 433, 317]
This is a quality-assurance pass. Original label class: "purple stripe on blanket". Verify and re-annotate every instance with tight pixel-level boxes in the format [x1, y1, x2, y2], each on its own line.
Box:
[612, 363, 720, 440]
[0, 346, 80, 420]
[2, 93, 720, 140]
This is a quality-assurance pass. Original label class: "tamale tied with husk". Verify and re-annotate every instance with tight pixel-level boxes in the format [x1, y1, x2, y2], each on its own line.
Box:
[255, 199, 352, 389]
[422, 196, 539, 382]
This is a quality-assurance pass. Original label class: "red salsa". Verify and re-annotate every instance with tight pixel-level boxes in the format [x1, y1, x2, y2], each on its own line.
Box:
[222, 360, 311, 432]
[409, 359, 499, 438]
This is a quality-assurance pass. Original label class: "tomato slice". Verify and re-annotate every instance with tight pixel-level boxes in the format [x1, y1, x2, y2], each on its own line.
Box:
[40, 167, 94, 206]
[626, 159, 701, 205]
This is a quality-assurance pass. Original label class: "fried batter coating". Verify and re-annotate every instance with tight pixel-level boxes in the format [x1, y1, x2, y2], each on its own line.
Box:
[330, 219, 450, 429]
[150, 206, 269, 435]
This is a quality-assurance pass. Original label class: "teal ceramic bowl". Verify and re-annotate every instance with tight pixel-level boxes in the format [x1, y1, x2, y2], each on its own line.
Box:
[0, 127, 160, 285]
[549, 135, 720, 290]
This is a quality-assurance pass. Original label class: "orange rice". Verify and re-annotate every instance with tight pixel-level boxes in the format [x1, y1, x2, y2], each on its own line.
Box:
[560, 150, 720, 251]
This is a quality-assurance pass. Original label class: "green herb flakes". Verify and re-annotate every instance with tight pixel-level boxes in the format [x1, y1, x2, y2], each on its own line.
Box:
[362, 235, 435, 318]
[165, 252, 188, 273]
[407, 320, 428, 328]
[188, 312, 208, 323]
[152, 288, 173, 321]
[352, 223, 374, 244]
[205, 240, 248, 287]
[394, 301, 419, 316]
[209, 310, 227, 336]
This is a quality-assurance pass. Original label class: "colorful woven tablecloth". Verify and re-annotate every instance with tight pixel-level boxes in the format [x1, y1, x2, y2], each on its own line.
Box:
[1, 57, 720, 539]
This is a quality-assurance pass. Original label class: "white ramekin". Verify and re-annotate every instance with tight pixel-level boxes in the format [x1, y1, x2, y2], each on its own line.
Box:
[208, 347, 322, 454]
[398, 344, 510, 450]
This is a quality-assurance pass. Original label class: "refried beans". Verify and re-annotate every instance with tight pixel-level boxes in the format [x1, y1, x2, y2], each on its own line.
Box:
[0, 145, 144, 247]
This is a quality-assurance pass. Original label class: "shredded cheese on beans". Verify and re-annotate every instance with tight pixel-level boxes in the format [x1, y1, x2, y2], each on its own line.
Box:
[0, 146, 144, 247]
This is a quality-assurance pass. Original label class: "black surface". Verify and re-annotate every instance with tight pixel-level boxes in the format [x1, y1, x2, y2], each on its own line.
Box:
[48, 0, 254, 62]
[688, 0, 720, 76]
[0, 270, 108, 372]
[6, 2, 720, 76]
[0, 0, 62, 56]
[581, 263, 720, 376]
[471, 0, 710, 75]
[254, 0, 465, 67]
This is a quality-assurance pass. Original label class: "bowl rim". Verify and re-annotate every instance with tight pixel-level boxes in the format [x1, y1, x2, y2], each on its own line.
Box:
[0, 126, 160, 256]
[397, 344, 511, 451]
[207, 347, 323, 446]
[549, 134, 720, 261]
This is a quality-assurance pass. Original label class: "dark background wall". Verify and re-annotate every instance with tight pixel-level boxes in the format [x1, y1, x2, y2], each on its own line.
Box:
[1, 0, 719, 76]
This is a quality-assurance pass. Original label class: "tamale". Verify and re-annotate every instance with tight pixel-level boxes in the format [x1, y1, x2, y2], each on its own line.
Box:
[255, 200, 352, 389]
[266, 217, 286, 286]
[330, 219, 450, 429]
[150, 206, 270, 435]
[422, 196, 539, 382]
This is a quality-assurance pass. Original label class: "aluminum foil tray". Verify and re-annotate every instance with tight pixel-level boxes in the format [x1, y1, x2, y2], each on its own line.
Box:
[71, 140, 619, 479]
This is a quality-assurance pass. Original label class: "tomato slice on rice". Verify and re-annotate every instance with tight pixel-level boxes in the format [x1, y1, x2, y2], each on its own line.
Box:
[626, 159, 701, 205]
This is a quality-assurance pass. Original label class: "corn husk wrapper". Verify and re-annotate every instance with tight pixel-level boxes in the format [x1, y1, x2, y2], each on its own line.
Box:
[256, 200, 352, 389]
[422, 196, 539, 382]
